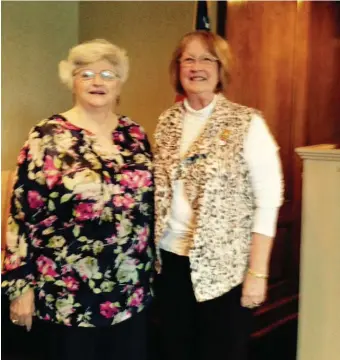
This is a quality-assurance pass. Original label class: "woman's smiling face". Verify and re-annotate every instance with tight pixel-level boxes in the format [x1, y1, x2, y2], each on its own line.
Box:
[73, 59, 121, 109]
[179, 38, 219, 98]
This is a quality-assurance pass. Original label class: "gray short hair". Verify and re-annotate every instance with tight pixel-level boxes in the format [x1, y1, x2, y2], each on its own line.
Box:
[59, 39, 129, 89]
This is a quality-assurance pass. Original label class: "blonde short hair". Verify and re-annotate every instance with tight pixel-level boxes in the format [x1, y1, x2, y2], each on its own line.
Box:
[58, 39, 129, 89]
[169, 31, 232, 95]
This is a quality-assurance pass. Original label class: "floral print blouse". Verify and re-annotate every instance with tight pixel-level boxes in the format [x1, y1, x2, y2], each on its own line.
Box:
[2, 115, 154, 327]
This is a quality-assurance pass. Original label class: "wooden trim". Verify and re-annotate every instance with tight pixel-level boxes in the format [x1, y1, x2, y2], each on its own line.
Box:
[296, 145, 340, 161]
[252, 313, 298, 338]
[289, 1, 312, 277]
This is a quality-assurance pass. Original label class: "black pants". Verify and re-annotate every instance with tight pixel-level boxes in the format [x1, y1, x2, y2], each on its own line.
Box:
[159, 250, 253, 360]
[35, 310, 148, 360]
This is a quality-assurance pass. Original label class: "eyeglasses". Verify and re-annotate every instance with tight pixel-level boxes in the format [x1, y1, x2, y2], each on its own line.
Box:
[73, 69, 120, 81]
[179, 56, 219, 67]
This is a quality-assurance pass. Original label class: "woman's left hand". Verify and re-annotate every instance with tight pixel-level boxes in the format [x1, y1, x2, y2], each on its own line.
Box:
[10, 288, 35, 331]
[241, 273, 267, 309]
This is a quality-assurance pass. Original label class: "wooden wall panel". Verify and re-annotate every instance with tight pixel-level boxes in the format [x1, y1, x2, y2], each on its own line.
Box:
[290, 1, 311, 274]
[225, 1, 299, 279]
[306, 2, 340, 146]
[225, 1, 297, 200]
[223, 1, 339, 281]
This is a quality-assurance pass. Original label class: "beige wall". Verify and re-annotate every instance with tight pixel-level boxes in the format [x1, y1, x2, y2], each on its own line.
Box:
[1, 1, 79, 170]
[2, 1, 217, 170]
[79, 1, 217, 140]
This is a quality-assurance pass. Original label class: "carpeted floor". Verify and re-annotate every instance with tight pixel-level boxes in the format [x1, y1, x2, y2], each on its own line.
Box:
[249, 279, 298, 360]
[2, 280, 298, 360]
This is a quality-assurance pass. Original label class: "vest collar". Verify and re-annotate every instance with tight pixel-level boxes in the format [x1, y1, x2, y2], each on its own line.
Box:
[169, 94, 231, 161]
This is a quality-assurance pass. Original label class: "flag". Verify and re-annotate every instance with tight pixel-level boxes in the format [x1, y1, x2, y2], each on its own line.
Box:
[195, 0, 211, 31]
[175, 1, 211, 102]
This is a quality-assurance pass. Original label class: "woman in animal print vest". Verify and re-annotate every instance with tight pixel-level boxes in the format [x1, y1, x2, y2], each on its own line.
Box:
[154, 30, 284, 360]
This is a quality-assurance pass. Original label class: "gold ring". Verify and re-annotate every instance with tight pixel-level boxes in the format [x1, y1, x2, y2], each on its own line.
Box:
[12, 319, 19, 324]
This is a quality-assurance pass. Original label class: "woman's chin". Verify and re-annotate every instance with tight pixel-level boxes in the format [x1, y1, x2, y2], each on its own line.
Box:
[83, 99, 112, 109]
[185, 88, 214, 97]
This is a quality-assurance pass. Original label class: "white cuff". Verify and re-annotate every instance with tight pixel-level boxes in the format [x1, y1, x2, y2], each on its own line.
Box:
[252, 207, 280, 238]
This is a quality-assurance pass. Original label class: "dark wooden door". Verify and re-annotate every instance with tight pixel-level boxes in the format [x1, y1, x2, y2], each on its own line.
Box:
[222, 0, 340, 282]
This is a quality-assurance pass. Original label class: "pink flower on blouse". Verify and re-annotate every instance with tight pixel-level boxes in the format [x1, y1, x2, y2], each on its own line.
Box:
[113, 195, 124, 207]
[62, 276, 79, 291]
[36, 255, 58, 278]
[105, 235, 117, 245]
[119, 118, 131, 127]
[4, 254, 21, 271]
[114, 194, 135, 209]
[103, 172, 113, 184]
[120, 170, 152, 189]
[43, 155, 61, 189]
[113, 132, 125, 143]
[129, 126, 145, 140]
[138, 226, 149, 242]
[39, 215, 57, 228]
[135, 226, 149, 253]
[128, 288, 144, 307]
[61, 264, 73, 275]
[17, 147, 27, 165]
[32, 238, 42, 247]
[122, 194, 135, 209]
[27, 190, 44, 209]
[74, 203, 99, 221]
[100, 301, 120, 319]
[56, 118, 79, 131]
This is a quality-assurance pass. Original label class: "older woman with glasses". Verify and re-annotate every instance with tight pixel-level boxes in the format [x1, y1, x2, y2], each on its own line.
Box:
[154, 31, 284, 360]
[2, 39, 154, 360]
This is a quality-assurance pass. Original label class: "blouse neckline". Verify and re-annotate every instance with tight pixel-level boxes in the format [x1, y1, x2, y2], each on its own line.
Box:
[50, 114, 123, 136]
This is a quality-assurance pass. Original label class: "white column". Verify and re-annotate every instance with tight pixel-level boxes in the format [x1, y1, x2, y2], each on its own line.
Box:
[296, 144, 340, 360]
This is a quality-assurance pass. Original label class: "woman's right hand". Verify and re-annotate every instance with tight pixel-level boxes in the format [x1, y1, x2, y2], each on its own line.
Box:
[10, 288, 35, 331]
